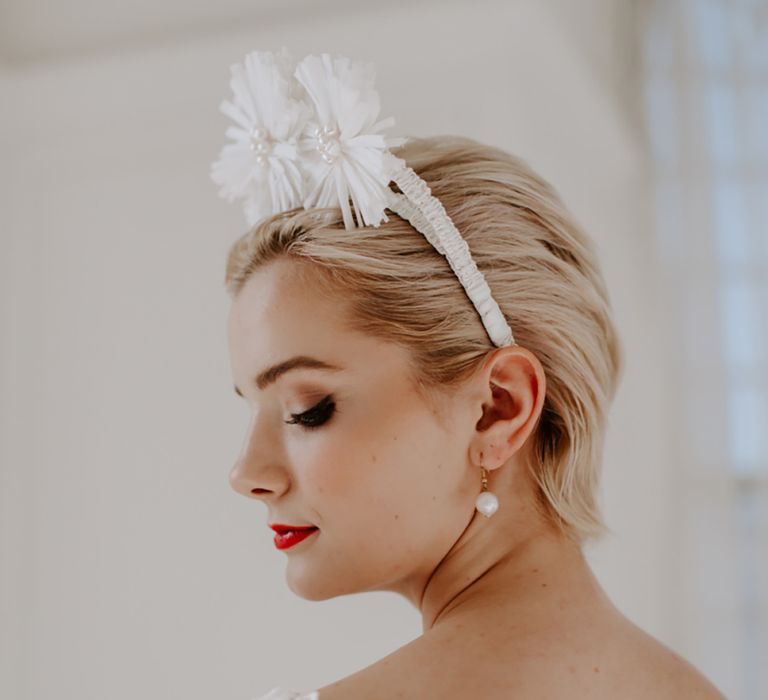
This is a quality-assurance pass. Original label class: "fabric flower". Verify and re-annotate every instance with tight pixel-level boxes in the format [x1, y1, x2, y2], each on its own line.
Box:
[293, 53, 406, 230]
[210, 48, 312, 227]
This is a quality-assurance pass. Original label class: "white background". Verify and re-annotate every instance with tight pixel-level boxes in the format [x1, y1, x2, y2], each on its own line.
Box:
[0, 1, 733, 699]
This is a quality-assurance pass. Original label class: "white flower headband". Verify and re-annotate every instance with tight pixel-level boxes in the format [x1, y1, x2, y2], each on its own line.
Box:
[210, 48, 515, 348]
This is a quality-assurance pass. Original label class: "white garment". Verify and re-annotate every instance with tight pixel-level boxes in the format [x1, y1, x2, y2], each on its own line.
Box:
[254, 687, 319, 700]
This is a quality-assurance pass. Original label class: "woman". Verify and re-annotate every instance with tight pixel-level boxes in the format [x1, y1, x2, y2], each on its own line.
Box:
[219, 51, 726, 700]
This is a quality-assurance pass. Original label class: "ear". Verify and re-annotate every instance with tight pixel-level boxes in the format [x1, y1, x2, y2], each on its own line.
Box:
[468, 345, 546, 470]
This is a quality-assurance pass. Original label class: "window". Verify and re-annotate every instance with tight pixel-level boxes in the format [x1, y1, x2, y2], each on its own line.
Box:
[642, 1, 767, 698]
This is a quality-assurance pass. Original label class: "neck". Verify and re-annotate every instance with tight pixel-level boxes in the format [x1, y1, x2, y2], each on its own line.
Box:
[420, 520, 594, 632]
[384, 462, 614, 633]
[413, 471, 611, 632]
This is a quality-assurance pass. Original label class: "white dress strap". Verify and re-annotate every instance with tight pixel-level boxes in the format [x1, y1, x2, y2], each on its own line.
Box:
[254, 687, 319, 700]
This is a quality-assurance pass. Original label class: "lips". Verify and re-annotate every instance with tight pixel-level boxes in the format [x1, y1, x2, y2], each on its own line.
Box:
[270, 524, 319, 550]
[269, 523, 317, 534]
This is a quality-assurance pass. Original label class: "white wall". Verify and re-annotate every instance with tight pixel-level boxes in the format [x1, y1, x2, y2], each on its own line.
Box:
[0, 1, 675, 698]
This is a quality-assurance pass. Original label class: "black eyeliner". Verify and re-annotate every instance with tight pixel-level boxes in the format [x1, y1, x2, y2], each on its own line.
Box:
[286, 394, 336, 430]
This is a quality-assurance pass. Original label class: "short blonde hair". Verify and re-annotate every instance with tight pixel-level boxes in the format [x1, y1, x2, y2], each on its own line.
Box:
[224, 135, 623, 544]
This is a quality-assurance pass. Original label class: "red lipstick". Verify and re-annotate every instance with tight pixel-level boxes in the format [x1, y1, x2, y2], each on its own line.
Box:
[269, 524, 319, 550]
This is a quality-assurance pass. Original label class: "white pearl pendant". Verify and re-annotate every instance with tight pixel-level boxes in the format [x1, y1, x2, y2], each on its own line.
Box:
[475, 490, 499, 518]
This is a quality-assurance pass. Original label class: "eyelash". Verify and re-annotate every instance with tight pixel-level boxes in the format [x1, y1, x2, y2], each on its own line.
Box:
[285, 395, 336, 431]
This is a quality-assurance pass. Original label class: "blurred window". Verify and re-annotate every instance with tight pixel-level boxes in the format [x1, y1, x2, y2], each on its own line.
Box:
[642, 1, 767, 698]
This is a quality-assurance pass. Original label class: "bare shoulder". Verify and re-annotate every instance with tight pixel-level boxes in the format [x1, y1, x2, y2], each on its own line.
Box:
[608, 620, 728, 700]
[314, 616, 727, 700]
[312, 632, 446, 700]
[509, 614, 728, 700]
[515, 615, 728, 700]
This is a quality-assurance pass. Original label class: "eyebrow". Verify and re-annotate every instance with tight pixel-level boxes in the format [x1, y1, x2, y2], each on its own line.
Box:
[234, 355, 343, 397]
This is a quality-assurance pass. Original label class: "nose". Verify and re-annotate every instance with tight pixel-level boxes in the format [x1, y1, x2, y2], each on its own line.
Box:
[228, 415, 287, 500]
[228, 460, 275, 499]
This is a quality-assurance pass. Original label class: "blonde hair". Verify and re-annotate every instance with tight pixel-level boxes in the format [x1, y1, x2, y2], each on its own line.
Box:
[224, 135, 623, 545]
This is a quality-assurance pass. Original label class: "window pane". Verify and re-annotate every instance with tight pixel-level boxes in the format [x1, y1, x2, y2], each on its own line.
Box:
[755, 180, 768, 262]
[718, 275, 764, 371]
[689, 0, 733, 70]
[703, 81, 741, 165]
[727, 384, 768, 474]
[712, 179, 751, 267]
[745, 86, 768, 163]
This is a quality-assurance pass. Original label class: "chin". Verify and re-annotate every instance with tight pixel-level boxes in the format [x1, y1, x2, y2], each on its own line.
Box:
[285, 566, 369, 602]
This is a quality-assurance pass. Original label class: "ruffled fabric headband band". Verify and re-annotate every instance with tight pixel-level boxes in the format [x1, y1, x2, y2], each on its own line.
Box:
[210, 48, 515, 348]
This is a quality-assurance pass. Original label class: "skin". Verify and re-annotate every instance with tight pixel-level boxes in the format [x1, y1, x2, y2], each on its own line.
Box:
[228, 258, 727, 700]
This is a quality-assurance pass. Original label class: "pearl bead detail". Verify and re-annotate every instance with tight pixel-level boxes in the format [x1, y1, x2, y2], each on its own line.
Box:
[249, 126, 273, 166]
[313, 125, 341, 164]
[475, 491, 499, 518]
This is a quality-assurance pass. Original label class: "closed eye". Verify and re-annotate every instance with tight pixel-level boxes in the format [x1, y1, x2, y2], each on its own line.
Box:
[285, 394, 336, 430]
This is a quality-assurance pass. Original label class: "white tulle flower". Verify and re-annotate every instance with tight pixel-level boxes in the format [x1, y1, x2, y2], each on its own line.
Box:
[210, 49, 408, 230]
[210, 48, 312, 227]
[293, 53, 407, 230]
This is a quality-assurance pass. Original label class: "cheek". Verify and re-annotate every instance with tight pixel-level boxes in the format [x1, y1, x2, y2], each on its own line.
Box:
[301, 430, 411, 514]
[298, 386, 467, 531]
[326, 409, 461, 524]
[298, 442, 349, 505]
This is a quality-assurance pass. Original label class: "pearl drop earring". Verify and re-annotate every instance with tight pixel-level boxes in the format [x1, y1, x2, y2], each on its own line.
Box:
[474, 466, 499, 518]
